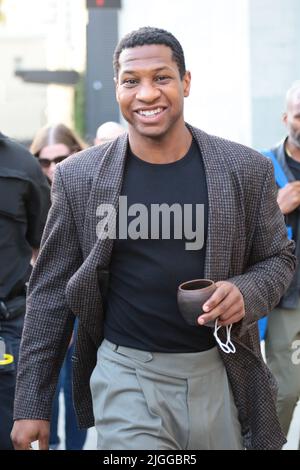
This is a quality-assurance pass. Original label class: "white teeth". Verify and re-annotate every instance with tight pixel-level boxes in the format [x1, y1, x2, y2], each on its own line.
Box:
[138, 108, 163, 117]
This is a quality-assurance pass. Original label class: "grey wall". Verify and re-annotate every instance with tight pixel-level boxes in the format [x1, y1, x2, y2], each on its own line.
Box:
[250, 0, 300, 149]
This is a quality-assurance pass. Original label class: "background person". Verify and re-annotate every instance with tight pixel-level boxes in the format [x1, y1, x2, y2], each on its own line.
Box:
[30, 124, 85, 184]
[94, 121, 126, 146]
[264, 81, 300, 448]
[0, 131, 50, 449]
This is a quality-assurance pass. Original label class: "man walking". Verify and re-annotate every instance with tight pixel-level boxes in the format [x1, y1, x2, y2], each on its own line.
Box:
[264, 81, 300, 446]
[12, 27, 295, 450]
[0, 132, 50, 449]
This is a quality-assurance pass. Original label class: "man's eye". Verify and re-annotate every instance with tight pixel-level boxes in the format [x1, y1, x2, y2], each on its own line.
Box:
[123, 79, 138, 87]
[156, 76, 170, 82]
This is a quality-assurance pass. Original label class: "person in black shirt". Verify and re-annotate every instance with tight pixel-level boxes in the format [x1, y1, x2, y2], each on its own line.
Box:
[0, 132, 50, 449]
[264, 81, 300, 448]
[11, 28, 295, 451]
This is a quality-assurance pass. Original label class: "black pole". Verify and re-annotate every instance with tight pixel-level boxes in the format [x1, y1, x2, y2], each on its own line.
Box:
[85, 6, 120, 142]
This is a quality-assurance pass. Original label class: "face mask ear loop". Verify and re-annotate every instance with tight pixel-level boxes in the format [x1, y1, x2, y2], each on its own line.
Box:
[225, 323, 236, 353]
[213, 320, 236, 354]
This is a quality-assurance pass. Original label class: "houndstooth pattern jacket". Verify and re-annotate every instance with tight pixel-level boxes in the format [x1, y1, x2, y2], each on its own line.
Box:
[14, 125, 296, 450]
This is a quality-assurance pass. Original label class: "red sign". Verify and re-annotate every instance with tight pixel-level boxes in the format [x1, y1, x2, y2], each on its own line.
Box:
[86, 0, 121, 8]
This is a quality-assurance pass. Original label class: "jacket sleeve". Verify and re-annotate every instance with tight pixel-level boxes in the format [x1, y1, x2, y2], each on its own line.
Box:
[14, 166, 83, 421]
[229, 160, 297, 336]
[25, 160, 51, 249]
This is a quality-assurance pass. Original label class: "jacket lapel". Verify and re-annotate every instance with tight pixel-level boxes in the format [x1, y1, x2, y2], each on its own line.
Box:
[66, 134, 128, 340]
[67, 125, 237, 342]
[83, 133, 129, 264]
[188, 125, 235, 281]
[82, 124, 236, 280]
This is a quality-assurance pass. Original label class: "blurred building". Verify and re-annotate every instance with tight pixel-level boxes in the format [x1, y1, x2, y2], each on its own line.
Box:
[249, 0, 300, 148]
[0, 0, 300, 147]
[0, 0, 86, 141]
[117, 0, 300, 148]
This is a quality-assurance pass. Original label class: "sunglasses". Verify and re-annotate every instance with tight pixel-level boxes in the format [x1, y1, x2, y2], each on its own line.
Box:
[38, 155, 69, 168]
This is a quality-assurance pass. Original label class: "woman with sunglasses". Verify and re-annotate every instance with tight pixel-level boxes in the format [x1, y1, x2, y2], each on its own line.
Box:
[30, 124, 87, 449]
[31, 124, 86, 184]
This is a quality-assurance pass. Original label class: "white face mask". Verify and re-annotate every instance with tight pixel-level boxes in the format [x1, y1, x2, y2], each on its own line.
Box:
[0, 337, 5, 359]
[213, 321, 236, 354]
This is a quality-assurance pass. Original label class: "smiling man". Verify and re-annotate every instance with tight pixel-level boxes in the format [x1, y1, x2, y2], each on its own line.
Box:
[12, 27, 296, 450]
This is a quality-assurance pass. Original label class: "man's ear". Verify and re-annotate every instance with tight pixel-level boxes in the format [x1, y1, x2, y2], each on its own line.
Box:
[283, 112, 288, 126]
[114, 77, 119, 103]
[183, 71, 191, 98]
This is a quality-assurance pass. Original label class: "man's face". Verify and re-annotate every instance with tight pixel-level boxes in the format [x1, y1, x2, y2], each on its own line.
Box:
[284, 97, 300, 148]
[115, 44, 191, 140]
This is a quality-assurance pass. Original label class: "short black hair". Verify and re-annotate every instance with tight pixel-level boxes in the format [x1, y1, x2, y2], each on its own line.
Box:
[113, 26, 186, 79]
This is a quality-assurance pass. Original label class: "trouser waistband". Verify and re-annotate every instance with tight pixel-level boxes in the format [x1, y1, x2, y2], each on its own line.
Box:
[101, 339, 223, 379]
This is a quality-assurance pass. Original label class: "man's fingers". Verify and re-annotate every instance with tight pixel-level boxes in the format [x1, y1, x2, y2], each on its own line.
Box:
[198, 281, 245, 326]
[199, 306, 244, 327]
[11, 435, 32, 450]
[289, 181, 300, 188]
[199, 282, 244, 326]
[202, 285, 229, 312]
[11, 419, 50, 451]
[218, 299, 244, 321]
[218, 309, 245, 326]
[39, 435, 49, 450]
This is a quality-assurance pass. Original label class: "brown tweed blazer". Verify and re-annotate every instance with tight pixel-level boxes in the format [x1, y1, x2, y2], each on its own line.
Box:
[14, 125, 296, 450]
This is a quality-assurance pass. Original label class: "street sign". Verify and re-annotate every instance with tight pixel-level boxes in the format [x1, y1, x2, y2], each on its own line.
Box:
[15, 70, 80, 85]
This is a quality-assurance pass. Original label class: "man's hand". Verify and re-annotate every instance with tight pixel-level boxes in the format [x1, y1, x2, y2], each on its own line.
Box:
[198, 281, 245, 327]
[277, 181, 300, 215]
[11, 419, 50, 450]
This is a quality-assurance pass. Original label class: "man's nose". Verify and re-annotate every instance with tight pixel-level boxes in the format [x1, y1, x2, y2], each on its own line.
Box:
[136, 82, 161, 102]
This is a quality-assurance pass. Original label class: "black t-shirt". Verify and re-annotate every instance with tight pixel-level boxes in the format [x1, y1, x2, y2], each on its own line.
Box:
[0, 132, 50, 299]
[104, 139, 216, 352]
